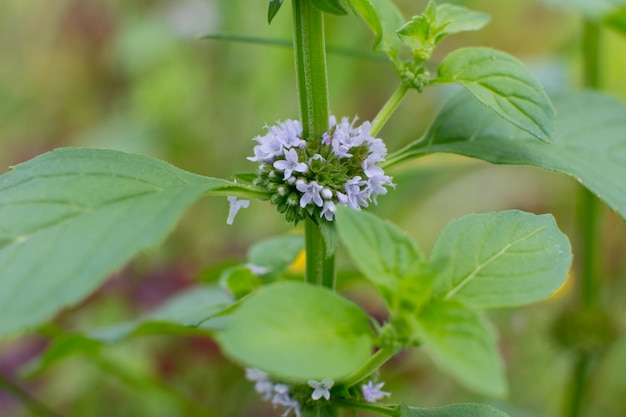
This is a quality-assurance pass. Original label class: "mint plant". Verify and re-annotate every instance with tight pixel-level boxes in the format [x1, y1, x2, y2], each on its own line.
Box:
[1, 1, 625, 417]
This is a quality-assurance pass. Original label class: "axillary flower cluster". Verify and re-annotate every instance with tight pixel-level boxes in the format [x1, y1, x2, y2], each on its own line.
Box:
[245, 368, 390, 416]
[227, 116, 393, 224]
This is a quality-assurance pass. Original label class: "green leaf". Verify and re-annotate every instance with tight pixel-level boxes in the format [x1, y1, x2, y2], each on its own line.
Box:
[215, 281, 375, 381]
[220, 266, 262, 298]
[0, 148, 248, 338]
[86, 285, 234, 343]
[386, 90, 626, 221]
[25, 285, 232, 375]
[435, 47, 555, 142]
[413, 300, 506, 397]
[429, 210, 572, 309]
[435, 3, 491, 40]
[247, 234, 305, 276]
[312, 0, 348, 15]
[268, 0, 284, 24]
[335, 207, 423, 305]
[396, 3, 489, 61]
[396, 15, 436, 60]
[400, 403, 511, 417]
[348, 0, 405, 59]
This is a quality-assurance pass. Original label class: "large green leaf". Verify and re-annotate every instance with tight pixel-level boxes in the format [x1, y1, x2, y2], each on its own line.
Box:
[429, 210, 572, 309]
[386, 90, 626, 221]
[400, 403, 510, 417]
[413, 300, 506, 397]
[605, 6, 626, 35]
[335, 207, 423, 304]
[215, 281, 375, 381]
[348, 0, 404, 59]
[0, 148, 262, 338]
[435, 47, 555, 142]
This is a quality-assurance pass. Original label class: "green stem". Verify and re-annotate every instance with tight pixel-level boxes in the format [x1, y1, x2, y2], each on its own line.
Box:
[292, 0, 329, 142]
[370, 84, 409, 137]
[563, 19, 602, 417]
[578, 19, 602, 309]
[341, 347, 398, 387]
[292, 0, 336, 288]
[0, 375, 65, 417]
[305, 217, 335, 287]
[563, 355, 594, 417]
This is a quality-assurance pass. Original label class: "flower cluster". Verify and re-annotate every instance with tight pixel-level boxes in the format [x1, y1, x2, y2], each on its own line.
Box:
[246, 116, 393, 223]
[246, 368, 302, 417]
[245, 369, 338, 416]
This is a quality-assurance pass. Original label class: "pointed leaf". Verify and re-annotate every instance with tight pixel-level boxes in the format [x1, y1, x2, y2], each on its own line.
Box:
[335, 207, 423, 304]
[436, 47, 555, 142]
[348, 0, 405, 59]
[215, 281, 375, 381]
[386, 90, 626, 221]
[268, 0, 284, 24]
[429, 210, 572, 309]
[400, 403, 510, 417]
[413, 300, 506, 397]
[435, 3, 491, 39]
[312, 0, 348, 15]
[0, 148, 244, 337]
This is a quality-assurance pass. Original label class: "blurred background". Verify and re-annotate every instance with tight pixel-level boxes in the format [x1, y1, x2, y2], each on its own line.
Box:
[1, 0, 625, 416]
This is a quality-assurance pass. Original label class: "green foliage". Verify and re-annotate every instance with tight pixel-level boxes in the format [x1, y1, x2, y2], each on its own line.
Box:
[335, 206, 423, 305]
[397, 2, 490, 61]
[26, 285, 233, 376]
[387, 90, 626, 221]
[411, 300, 505, 397]
[336, 208, 571, 396]
[268, 0, 284, 24]
[400, 403, 511, 417]
[214, 281, 375, 381]
[0, 148, 263, 338]
[430, 210, 572, 309]
[347, 0, 405, 59]
[435, 48, 555, 142]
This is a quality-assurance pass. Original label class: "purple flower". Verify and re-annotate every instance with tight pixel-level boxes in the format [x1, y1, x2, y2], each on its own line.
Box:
[226, 196, 250, 224]
[273, 148, 308, 180]
[308, 379, 334, 400]
[296, 180, 324, 208]
[361, 380, 391, 403]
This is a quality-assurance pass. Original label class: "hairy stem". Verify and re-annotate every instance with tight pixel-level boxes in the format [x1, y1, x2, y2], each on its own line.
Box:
[0, 375, 65, 417]
[292, 0, 336, 288]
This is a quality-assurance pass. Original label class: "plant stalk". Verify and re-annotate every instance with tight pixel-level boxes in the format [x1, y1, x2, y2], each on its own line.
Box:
[370, 84, 409, 137]
[341, 347, 398, 388]
[563, 19, 603, 417]
[292, 0, 335, 288]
